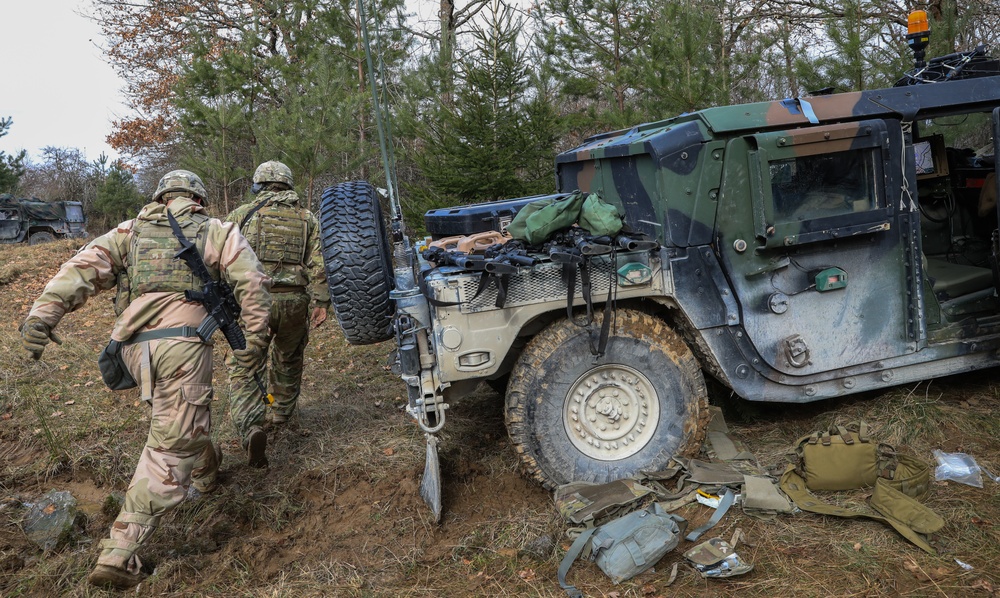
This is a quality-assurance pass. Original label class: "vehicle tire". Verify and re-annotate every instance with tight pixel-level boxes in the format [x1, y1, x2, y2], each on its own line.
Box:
[505, 309, 709, 489]
[29, 231, 56, 245]
[319, 181, 394, 345]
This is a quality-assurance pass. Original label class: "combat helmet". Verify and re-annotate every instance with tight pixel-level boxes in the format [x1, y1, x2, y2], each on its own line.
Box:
[253, 161, 294, 187]
[153, 170, 208, 203]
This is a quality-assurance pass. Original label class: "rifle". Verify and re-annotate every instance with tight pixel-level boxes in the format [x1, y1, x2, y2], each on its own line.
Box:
[167, 211, 274, 406]
[548, 227, 660, 260]
[422, 246, 487, 270]
[483, 244, 538, 274]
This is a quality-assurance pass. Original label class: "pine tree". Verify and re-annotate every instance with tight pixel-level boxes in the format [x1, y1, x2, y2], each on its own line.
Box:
[406, 0, 561, 216]
[93, 162, 144, 228]
[536, 0, 656, 130]
[0, 117, 27, 195]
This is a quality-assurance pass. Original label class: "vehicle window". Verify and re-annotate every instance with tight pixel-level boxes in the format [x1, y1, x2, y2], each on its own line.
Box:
[65, 205, 84, 221]
[770, 149, 877, 222]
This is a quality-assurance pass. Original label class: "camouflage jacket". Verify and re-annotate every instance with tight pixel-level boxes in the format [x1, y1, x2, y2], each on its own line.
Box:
[226, 190, 329, 307]
[29, 197, 272, 342]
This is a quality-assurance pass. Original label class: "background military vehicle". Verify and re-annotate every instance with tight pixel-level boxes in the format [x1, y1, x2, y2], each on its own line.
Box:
[0, 194, 88, 244]
[319, 13, 1000, 517]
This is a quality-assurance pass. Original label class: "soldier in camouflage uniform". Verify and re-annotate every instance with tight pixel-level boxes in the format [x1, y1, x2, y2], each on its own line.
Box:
[19, 170, 272, 590]
[225, 161, 329, 451]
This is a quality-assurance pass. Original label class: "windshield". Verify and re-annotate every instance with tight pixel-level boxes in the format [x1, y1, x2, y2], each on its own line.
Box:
[64, 204, 85, 222]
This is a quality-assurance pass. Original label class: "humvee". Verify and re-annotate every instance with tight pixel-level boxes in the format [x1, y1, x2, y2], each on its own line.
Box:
[319, 19, 1000, 518]
[0, 194, 88, 244]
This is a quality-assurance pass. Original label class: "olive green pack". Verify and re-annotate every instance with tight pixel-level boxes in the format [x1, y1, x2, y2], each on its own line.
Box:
[507, 190, 622, 245]
[779, 422, 943, 554]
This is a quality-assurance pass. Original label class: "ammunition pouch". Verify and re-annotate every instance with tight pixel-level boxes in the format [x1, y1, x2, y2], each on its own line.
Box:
[780, 421, 943, 554]
[98, 340, 136, 391]
[97, 326, 202, 391]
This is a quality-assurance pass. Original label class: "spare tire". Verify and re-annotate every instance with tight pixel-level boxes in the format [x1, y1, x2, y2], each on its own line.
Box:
[319, 181, 395, 345]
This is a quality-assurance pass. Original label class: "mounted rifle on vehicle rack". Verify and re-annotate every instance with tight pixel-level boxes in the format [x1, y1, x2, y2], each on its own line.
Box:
[319, 10, 1000, 522]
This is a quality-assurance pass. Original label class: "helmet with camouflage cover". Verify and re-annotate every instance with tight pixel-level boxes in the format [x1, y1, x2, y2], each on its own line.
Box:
[253, 161, 294, 187]
[152, 170, 208, 203]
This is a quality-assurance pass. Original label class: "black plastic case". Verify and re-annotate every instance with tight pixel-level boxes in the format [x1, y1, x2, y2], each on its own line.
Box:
[424, 193, 568, 238]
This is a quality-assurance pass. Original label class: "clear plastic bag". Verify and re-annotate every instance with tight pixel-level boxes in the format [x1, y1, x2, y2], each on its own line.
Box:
[932, 450, 983, 488]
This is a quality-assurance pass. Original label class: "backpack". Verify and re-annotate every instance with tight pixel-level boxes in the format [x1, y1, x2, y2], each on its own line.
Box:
[506, 190, 622, 245]
[779, 421, 944, 554]
[557, 503, 684, 597]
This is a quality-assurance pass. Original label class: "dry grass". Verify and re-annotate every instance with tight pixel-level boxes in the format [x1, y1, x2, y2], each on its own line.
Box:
[1, 239, 999, 597]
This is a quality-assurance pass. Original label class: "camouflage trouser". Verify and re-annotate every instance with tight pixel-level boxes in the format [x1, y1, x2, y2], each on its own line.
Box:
[228, 292, 310, 440]
[97, 338, 219, 574]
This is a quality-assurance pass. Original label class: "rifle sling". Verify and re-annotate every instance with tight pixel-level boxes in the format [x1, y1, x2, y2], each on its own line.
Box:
[590, 249, 617, 357]
[240, 197, 273, 230]
[418, 267, 511, 309]
[563, 254, 617, 357]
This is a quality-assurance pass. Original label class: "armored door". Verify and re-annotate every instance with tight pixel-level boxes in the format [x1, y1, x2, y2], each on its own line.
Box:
[717, 119, 915, 376]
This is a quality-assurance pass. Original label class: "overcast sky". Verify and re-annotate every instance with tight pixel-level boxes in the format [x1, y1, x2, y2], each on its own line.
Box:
[3, 0, 124, 163]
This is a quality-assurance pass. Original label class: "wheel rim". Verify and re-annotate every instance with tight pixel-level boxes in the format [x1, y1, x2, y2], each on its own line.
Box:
[563, 364, 660, 461]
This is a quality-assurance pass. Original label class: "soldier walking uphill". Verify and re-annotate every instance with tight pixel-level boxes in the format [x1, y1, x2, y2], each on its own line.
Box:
[18, 170, 272, 590]
[225, 161, 329, 451]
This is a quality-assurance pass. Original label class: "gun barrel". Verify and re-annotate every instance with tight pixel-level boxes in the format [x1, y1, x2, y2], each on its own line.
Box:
[616, 235, 659, 251]
[453, 255, 486, 270]
[504, 253, 537, 267]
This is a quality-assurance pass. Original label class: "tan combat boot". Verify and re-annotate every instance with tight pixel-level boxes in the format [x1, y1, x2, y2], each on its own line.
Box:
[246, 426, 268, 468]
[88, 564, 145, 590]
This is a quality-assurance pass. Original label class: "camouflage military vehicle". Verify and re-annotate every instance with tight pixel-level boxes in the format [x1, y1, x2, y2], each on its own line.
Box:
[320, 17, 1000, 516]
[0, 194, 88, 244]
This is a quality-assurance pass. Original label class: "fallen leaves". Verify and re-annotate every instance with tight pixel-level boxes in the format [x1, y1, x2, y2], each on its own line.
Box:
[971, 578, 994, 593]
[902, 557, 951, 582]
[517, 568, 535, 581]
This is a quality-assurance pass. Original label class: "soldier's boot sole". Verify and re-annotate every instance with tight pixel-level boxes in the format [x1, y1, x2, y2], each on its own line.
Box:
[88, 564, 145, 590]
[247, 428, 268, 468]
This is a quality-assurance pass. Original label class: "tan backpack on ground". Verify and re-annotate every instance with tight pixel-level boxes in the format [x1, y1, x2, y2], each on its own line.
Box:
[779, 421, 944, 554]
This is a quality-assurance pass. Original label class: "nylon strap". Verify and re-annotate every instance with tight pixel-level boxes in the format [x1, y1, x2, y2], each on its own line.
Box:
[684, 487, 736, 542]
[100, 538, 143, 553]
[140, 342, 153, 402]
[116, 512, 161, 526]
[558, 526, 598, 598]
[779, 466, 942, 554]
[240, 197, 272, 230]
[126, 326, 199, 345]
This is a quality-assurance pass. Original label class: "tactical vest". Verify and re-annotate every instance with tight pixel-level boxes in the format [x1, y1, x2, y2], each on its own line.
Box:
[115, 212, 211, 312]
[244, 197, 309, 280]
